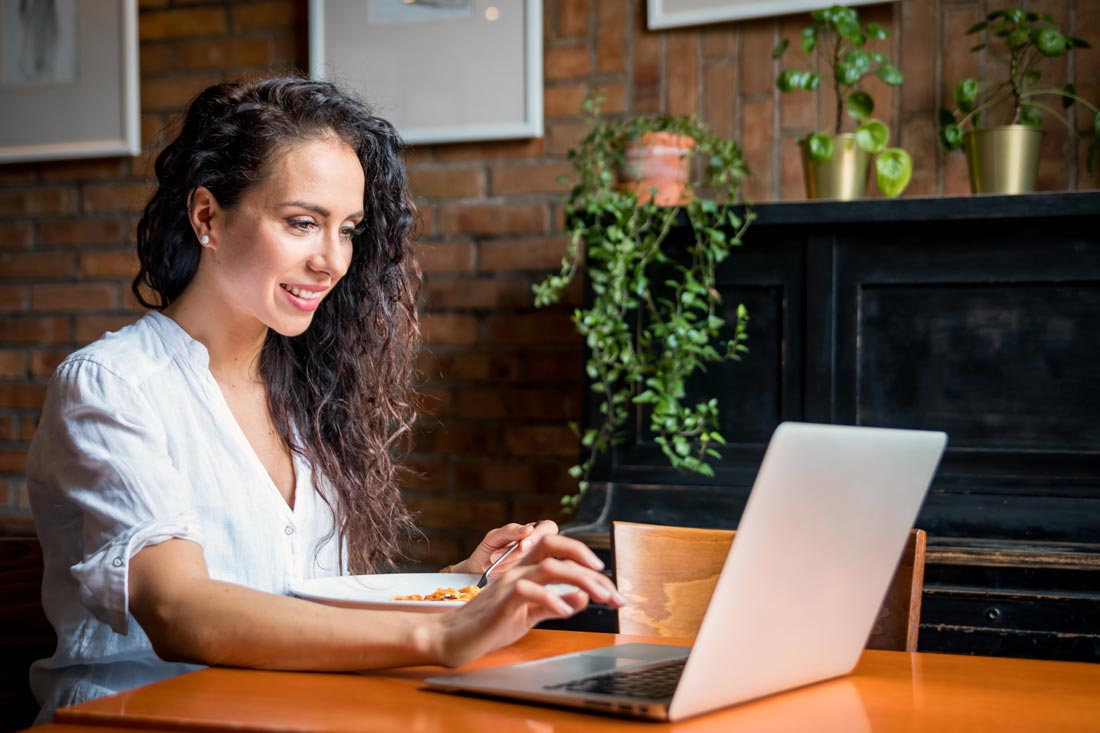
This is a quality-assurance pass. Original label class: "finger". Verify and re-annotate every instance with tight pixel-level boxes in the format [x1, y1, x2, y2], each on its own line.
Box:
[522, 557, 624, 608]
[513, 577, 586, 619]
[522, 533, 605, 572]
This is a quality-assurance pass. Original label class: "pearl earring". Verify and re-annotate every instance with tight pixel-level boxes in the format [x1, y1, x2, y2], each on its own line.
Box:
[200, 235, 210, 245]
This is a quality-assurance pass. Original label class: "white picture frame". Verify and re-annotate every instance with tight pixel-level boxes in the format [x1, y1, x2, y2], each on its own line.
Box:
[0, 0, 140, 163]
[648, 0, 894, 30]
[309, 0, 543, 146]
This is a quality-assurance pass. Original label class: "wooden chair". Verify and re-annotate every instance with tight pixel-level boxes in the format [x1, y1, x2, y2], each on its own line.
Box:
[0, 537, 56, 732]
[612, 522, 926, 652]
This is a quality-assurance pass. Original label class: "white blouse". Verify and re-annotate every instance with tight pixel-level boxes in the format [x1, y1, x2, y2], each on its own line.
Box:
[27, 312, 342, 723]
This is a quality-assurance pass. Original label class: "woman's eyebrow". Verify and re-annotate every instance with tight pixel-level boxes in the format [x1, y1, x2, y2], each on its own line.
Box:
[279, 201, 365, 220]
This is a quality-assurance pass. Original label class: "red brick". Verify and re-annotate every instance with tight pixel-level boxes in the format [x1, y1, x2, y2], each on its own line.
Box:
[139, 8, 229, 40]
[515, 350, 583, 383]
[0, 188, 78, 216]
[406, 166, 486, 200]
[418, 351, 519, 384]
[0, 416, 14, 441]
[900, 0, 937, 114]
[180, 38, 274, 70]
[779, 136, 807, 201]
[140, 75, 220, 112]
[82, 182, 155, 214]
[400, 457, 448, 492]
[558, 0, 590, 39]
[417, 386, 452, 419]
[417, 241, 475, 274]
[0, 316, 69, 344]
[740, 19, 777, 97]
[0, 286, 24, 311]
[0, 383, 48, 409]
[0, 252, 74, 279]
[545, 121, 590, 157]
[40, 159, 128, 183]
[39, 219, 125, 247]
[703, 27, 737, 59]
[545, 45, 591, 81]
[479, 236, 569, 272]
[633, 6, 663, 114]
[704, 62, 737, 142]
[416, 423, 501, 456]
[0, 350, 24, 378]
[0, 450, 27, 474]
[484, 312, 577, 344]
[79, 251, 139, 278]
[432, 138, 545, 163]
[544, 83, 588, 119]
[19, 415, 37, 442]
[232, 1, 300, 33]
[590, 82, 627, 115]
[0, 163, 37, 185]
[139, 43, 178, 76]
[457, 387, 577, 421]
[667, 31, 700, 118]
[406, 496, 509, 530]
[741, 97, 776, 201]
[452, 459, 567, 495]
[31, 284, 117, 312]
[423, 277, 535, 311]
[941, 6, 984, 112]
[901, 116, 939, 197]
[503, 425, 578, 457]
[0, 221, 33, 250]
[439, 203, 548, 236]
[142, 115, 172, 149]
[489, 162, 572, 196]
[415, 206, 436, 238]
[31, 349, 71, 378]
[75, 315, 139, 344]
[595, 0, 628, 74]
[421, 313, 479, 345]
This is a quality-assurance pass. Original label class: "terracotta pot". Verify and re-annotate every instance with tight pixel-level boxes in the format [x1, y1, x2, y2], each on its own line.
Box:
[619, 132, 696, 206]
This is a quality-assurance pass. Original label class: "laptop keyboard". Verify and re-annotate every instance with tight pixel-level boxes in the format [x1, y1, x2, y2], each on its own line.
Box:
[544, 658, 687, 700]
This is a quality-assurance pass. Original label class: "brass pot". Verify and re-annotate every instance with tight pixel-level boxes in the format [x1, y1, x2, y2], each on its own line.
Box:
[963, 125, 1044, 195]
[800, 134, 871, 201]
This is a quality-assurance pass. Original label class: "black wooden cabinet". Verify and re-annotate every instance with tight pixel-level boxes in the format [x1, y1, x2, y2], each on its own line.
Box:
[564, 192, 1100, 661]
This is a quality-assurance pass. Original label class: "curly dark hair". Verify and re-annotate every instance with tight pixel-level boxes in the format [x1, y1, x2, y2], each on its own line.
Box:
[134, 76, 421, 573]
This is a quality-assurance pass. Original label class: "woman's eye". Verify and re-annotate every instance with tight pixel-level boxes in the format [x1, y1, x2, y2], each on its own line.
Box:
[341, 223, 365, 241]
[288, 218, 316, 233]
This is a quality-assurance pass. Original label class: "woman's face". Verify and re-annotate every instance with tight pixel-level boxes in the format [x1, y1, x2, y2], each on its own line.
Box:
[205, 136, 366, 337]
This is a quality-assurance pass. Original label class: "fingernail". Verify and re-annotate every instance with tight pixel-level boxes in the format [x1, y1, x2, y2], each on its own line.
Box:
[592, 557, 605, 571]
[555, 597, 573, 615]
[611, 591, 626, 606]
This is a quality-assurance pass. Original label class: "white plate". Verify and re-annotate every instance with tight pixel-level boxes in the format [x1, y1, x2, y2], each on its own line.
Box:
[290, 573, 483, 613]
[290, 573, 581, 613]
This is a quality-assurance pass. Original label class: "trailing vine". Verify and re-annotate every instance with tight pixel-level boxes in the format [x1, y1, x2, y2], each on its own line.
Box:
[534, 99, 753, 512]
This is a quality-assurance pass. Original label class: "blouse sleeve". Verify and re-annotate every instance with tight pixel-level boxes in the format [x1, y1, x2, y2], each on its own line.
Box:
[35, 357, 205, 635]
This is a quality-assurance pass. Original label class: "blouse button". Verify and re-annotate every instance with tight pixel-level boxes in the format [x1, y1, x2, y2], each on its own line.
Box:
[112, 557, 123, 568]
[285, 525, 295, 536]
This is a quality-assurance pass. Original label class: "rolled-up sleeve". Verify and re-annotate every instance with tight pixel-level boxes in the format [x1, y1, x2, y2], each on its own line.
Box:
[38, 358, 205, 635]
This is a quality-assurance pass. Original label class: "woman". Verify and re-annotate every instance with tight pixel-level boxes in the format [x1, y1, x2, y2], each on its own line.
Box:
[27, 76, 621, 723]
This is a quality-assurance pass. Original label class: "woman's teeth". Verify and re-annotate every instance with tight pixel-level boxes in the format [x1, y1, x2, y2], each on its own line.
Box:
[282, 285, 322, 300]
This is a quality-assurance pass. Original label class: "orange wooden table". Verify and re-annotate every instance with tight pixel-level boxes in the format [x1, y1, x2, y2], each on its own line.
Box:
[52, 630, 1100, 732]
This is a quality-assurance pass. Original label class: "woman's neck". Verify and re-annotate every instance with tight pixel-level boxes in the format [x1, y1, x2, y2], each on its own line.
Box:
[163, 286, 267, 385]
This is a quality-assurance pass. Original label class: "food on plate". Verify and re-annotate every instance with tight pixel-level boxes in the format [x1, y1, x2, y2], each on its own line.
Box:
[393, 585, 481, 602]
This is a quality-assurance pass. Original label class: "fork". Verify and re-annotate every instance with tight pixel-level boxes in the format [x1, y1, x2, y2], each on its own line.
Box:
[477, 521, 541, 588]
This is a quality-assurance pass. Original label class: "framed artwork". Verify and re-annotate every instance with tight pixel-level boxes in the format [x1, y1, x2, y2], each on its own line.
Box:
[647, 0, 894, 30]
[309, 0, 543, 145]
[0, 0, 140, 163]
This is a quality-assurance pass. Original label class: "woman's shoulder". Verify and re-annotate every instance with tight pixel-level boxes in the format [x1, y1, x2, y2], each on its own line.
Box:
[54, 312, 196, 390]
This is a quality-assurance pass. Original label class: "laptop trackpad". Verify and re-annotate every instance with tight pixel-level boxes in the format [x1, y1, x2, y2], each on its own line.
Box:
[514, 643, 688, 682]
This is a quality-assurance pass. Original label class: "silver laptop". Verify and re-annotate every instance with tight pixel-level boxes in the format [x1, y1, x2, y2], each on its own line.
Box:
[426, 422, 947, 722]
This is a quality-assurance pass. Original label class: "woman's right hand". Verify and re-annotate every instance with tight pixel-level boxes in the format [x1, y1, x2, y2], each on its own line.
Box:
[429, 533, 624, 668]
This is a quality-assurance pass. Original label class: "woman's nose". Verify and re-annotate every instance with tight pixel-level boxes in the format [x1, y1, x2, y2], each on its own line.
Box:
[309, 229, 351, 278]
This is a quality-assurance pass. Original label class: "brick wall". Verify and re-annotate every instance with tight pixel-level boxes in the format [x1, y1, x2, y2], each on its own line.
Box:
[1, 0, 1097, 566]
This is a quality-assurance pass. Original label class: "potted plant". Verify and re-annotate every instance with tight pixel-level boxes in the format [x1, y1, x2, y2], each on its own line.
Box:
[939, 7, 1099, 194]
[773, 4, 912, 199]
[534, 99, 753, 512]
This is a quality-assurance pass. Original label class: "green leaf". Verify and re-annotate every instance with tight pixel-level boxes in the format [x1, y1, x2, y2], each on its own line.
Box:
[865, 22, 887, 40]
[966, 20, 989, 34]
[802, 72, 821, 91]
[801, 26, 817, 53]
[777, 69, 802, 93]
[954, 78, 980, 106]
[1094, 110, 1100, 139]
[846, 91, 874, 121]
[939, 107, 957, 128]
[1063, 83, 1077, 109]
[836, 15, 861, 42]
[772, 39, 789, 59]
[837, 62, 862, 87]
[876, 63, 903, 86]
[1019, 105, 1042, 127]
[856, 119, 889, 153]
[1007, 28, 1030, 48]
[845, 49, 871, 74]
[1068, 36, 1091, 49]
[875, 148, 912, 197]
[1036, 27, 1066, 56]
[806, 132, 834, 165]
[970, 43, 987, 53]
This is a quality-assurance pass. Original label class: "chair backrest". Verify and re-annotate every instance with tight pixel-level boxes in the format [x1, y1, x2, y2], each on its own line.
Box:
[612, 522, 926, 652]
[0, 537, 55, 732]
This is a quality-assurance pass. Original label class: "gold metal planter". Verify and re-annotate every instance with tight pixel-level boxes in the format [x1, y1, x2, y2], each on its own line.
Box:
[963, 125, 1044, 194]
[800, 133, 871, 200]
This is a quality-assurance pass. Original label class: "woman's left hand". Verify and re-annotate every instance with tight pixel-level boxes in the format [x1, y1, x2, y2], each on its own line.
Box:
[449, 520, 558, 575]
